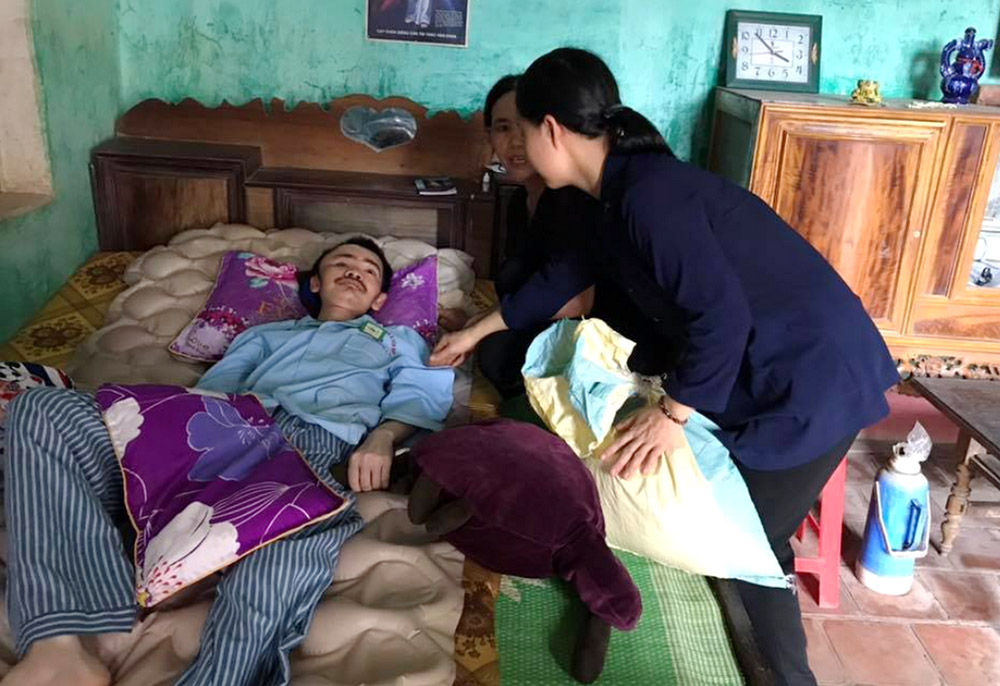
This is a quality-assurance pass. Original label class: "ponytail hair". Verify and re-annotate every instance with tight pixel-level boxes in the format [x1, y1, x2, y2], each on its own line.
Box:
[516, 48, 674, 157]
[601, 104, 674, 156]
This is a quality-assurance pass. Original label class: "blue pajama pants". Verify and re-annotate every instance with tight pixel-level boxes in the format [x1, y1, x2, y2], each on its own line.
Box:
[4, 387, 363, 686]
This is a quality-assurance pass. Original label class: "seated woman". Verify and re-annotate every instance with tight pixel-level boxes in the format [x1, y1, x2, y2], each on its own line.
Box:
[2, 238, 455, 686]
[444, 75, 597, 398]
[439, 75, 679, 396]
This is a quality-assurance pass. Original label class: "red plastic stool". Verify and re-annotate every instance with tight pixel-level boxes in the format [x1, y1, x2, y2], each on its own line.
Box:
[794, 458, 847, 608]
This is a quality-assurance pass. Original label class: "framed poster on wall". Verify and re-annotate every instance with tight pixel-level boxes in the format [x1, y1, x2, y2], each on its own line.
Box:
[367, 0, 469, 47]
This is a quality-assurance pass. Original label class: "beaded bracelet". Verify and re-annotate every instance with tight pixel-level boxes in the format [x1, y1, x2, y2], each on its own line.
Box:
[657, 396, 688, 427]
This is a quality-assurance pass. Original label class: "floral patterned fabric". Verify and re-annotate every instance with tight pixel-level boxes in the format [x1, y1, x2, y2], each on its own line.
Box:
[95, 384, 349, 608]
[0, 252, 138, 369]
[895, 355, 1000, 381]
[454, 560, 501, 686]
[0, 362, 74, 459]
[371, 255, 439, 344]
[170, 252, 308, 362]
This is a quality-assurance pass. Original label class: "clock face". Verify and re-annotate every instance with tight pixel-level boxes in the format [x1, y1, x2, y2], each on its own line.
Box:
[736, 21, 811, 84]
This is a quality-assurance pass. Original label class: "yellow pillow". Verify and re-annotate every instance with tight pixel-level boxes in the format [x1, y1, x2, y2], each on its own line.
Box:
[522, 319, 786, 587]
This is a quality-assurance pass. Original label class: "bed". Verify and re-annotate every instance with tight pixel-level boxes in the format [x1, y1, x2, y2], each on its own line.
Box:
[0, 96, 766, 685]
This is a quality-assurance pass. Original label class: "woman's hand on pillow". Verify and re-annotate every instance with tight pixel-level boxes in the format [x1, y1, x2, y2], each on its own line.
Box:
[348, 428, 395, 491]
[603, 408, 687, 480]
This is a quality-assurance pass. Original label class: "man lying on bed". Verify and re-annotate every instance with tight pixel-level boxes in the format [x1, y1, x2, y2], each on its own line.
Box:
[2, 237, 455, 686]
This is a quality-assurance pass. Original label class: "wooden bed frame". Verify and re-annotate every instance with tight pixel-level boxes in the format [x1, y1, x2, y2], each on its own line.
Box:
[90, 95, 507, 276]
[88, 95, 772, 685]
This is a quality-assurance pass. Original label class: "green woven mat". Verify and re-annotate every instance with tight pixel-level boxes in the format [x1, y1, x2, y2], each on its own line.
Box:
[496, 551, 744, 686]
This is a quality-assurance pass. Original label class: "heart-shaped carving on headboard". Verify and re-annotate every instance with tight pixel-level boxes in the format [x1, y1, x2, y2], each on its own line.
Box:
[340, 106, 418, 152]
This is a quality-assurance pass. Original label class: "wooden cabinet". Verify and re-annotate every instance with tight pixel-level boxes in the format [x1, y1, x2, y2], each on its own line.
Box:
[709, 87, 1000, 362]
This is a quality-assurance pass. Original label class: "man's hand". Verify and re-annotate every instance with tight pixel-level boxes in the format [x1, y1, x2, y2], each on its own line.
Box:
[430, 309, 508, 367]
[348, 427, 395, 492]
[429, 328, 479, 367]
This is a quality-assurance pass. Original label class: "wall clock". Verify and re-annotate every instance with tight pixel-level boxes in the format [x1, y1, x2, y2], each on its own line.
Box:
[724, 10, 822, 93]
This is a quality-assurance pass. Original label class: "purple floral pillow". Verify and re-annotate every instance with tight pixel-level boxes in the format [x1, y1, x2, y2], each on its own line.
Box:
[371, 255, 439, 344]
[96, 384, 349, 608]
[170, 252, 308, 362]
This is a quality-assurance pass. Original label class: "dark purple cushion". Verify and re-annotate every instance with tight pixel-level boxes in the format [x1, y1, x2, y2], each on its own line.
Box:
[410, 419, 642, 630]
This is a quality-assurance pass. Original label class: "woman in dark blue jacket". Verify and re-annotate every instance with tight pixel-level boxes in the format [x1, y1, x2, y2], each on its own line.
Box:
[433, 48, 899, 685]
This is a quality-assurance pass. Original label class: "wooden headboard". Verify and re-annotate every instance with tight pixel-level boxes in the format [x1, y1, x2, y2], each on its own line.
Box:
[90, 96, 507, 276]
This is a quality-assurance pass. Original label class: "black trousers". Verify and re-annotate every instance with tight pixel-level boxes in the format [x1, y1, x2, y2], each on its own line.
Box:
[477, 326, 545, 400]
[733, 432, 858, 686]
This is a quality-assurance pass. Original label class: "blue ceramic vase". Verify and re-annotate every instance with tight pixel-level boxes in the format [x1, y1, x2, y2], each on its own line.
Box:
[941, 27, 994, 104]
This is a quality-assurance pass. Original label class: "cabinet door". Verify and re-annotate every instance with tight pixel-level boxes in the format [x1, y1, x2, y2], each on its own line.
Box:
[909, 121, 1000, 345]
[751, 111, 945, 333]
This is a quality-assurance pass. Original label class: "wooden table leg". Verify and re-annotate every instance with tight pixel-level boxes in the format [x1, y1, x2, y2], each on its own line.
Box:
[941, 432, 976, 556]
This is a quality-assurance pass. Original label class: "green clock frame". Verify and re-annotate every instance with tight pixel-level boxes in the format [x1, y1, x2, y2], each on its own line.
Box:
[724, 10, 822, 93]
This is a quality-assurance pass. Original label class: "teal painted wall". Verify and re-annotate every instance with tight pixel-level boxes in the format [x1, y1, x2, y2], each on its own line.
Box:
[3, 0, 1000, 342]
[118, 0, 1000, 162]
[0, 0, 120, 342]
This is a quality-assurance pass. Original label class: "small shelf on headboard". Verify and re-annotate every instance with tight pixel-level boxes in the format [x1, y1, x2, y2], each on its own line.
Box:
[246, 167, 481, 199]
[246, 166, 485, 248]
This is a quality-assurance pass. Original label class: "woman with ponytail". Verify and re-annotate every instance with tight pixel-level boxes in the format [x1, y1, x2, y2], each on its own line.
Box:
[433, 48, 898, 685]
[454, 74, 648, 401]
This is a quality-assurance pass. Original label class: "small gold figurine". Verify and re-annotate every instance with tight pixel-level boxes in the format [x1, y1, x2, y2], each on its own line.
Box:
[850, 80, 883, 106]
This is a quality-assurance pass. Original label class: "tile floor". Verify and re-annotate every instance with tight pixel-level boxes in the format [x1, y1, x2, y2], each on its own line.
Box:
[798, 390, 1000, 686]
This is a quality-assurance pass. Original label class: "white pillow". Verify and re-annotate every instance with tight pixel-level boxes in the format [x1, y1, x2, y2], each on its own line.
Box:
[71, 224, 476, 389]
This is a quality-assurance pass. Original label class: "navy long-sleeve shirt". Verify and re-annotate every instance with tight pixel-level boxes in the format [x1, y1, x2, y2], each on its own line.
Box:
[501, 153, 899, 470]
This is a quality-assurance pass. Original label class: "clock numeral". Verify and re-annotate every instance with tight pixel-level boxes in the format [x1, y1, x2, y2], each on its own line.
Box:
[734, 21, 815, 84]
